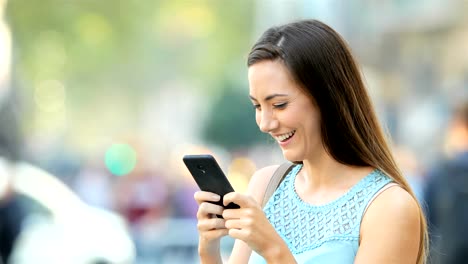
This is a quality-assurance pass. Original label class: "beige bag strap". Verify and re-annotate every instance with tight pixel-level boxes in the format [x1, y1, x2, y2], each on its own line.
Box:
[261, 162, 295, 208]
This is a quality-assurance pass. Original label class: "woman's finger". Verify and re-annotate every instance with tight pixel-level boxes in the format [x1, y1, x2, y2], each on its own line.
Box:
[197, 217, 226, 231]
[227, 227, 252, 241]
[194, 191, 220, 205]
[197, 202, 224, 219]
[223, 192, 257, 208]
[202, 228, 229, 241]
[223, 218, 245, 230]
[222, 207, 257, 220]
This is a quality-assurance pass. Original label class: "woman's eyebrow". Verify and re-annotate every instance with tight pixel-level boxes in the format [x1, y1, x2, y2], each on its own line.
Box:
[249, 93, 288, 101]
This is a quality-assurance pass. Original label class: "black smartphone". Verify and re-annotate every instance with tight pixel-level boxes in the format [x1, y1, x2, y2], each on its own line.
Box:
[183, 154, 240, 212]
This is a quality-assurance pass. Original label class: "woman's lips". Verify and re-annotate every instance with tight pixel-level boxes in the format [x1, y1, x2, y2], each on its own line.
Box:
[275, 130, 296, 146]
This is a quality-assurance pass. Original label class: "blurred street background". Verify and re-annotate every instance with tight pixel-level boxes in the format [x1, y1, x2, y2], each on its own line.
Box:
[1, 0, 468, 263]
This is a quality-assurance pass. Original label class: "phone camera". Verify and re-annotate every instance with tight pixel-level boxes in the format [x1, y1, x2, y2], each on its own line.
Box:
[197, 165, 206, 173]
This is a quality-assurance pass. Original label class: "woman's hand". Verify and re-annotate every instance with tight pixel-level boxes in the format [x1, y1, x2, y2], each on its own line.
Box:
[223, 192, 294, 263]
[194, 191, 229, 262]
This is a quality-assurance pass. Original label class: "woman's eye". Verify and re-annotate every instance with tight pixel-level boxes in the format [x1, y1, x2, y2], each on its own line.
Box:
[274, 102, 288, 109]
[253, 104, 261, 110]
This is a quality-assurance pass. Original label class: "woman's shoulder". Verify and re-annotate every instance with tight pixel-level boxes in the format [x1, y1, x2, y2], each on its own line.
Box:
[367, 184, 419, 219]
[362, 185, 420, 231]
[358, 184, 421, 261]
[246, 164, 280, 205]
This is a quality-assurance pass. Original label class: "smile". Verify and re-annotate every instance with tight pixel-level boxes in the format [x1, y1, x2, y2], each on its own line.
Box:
[274, 130, 296, 142]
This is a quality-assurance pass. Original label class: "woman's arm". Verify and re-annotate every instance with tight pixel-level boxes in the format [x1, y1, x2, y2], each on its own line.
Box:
[355, 186, 421, 263]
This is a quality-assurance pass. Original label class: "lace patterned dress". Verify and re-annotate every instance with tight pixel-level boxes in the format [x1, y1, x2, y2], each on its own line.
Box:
[249, 164, 393, 263]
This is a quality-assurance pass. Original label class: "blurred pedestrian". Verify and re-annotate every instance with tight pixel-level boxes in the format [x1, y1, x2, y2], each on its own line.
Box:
[424, 99, 468, 264]
[0, 0, 28, 260]
[194, 19, 427, 263]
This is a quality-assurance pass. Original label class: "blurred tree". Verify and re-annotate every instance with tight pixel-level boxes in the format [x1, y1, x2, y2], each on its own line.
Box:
[203, 80, 268, 151]
[5, 0, 255, 153]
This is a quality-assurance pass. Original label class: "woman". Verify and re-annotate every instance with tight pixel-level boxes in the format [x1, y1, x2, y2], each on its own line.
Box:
[195, 19, 427, 263]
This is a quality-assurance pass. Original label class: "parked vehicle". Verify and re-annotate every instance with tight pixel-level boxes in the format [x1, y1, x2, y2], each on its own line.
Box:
[1, 159, 136, 264]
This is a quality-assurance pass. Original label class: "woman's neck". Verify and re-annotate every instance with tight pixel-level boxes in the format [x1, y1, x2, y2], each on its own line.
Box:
[300, 148, 372, 186]
[300, 155, 349, 191]
[296, 154, 373, 205]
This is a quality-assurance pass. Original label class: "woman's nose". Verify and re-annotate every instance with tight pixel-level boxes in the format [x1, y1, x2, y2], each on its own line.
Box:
[258, 111, 279, 133]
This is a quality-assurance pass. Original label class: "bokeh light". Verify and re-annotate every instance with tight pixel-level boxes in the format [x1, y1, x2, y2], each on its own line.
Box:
[32, 30, 67, 80]
[105, 143, 137, 176]
[227, 157, 256, 193]
[76, 13, 113, 48]
[34, 79, 66, 113]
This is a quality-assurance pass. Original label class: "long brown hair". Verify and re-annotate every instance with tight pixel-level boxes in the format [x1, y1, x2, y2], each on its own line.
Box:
[248, 19, 428, 263]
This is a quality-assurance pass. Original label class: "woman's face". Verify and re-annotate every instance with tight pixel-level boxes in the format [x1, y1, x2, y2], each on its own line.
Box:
[248, 60, 323, 162]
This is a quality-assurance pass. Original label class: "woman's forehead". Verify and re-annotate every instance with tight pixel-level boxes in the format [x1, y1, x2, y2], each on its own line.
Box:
[248, 61, 298, 93]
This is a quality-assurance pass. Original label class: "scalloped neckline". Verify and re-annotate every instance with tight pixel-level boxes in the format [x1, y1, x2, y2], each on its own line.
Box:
[289, 165, 379, 209]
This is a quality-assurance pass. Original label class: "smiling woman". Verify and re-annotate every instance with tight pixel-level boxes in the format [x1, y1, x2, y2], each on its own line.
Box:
[193, 19, 428, 264]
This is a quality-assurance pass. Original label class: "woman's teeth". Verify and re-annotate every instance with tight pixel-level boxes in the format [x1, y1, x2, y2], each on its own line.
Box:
[275, 131, 295, 142]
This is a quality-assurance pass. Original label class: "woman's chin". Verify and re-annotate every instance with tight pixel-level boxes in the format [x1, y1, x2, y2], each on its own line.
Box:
[282, 150, 302, 162]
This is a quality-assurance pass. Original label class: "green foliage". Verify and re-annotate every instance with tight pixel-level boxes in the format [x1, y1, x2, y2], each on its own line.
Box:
[5, 0, 256, 149]
[6, 0, 255, 98]
[203, 82, 268, 151]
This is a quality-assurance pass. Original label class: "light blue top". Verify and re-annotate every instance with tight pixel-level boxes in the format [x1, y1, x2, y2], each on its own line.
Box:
[249, 164, 393, 263]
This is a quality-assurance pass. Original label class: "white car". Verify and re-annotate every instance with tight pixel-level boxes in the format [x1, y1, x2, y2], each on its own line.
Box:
[0, 158, 136, 264]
